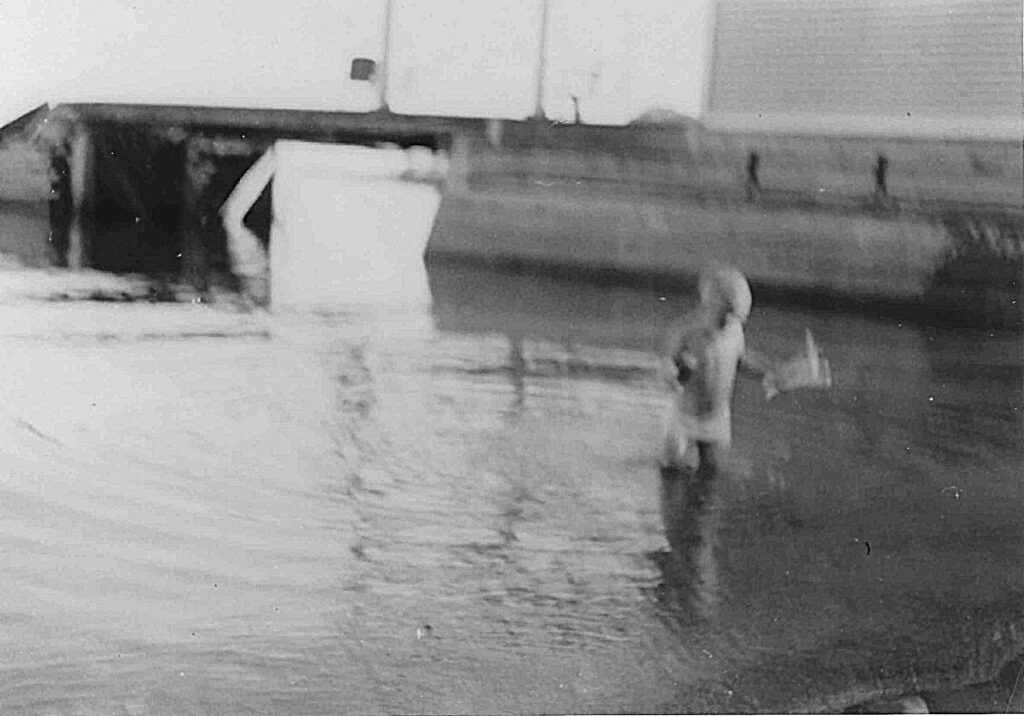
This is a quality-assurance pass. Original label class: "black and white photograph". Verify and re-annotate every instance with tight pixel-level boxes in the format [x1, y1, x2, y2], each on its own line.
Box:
[0, 0, 1021, 713]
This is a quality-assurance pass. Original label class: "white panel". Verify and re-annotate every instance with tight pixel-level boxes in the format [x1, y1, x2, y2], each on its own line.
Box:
[269, 141, 441, 309]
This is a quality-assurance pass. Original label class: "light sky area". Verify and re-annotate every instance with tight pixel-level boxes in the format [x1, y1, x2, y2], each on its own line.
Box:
[1, 0, 713, 126]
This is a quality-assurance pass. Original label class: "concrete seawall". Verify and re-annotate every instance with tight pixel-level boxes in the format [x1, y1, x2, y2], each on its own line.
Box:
[461, 119, 1023, 213]
[425, 186, 1021, 327]
[428, 122, 1022, 328]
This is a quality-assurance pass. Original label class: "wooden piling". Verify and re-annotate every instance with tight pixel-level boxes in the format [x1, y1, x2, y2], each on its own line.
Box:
[67, 127, 94, 270]
[180, 136, 215, 291]
[46, 143, 72, 267]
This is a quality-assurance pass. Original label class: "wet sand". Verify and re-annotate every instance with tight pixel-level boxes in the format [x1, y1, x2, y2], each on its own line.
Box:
[0, 263, 1021, 714]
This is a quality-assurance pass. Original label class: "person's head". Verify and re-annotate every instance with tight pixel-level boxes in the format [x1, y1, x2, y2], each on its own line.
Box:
[698, 264, 752, 325]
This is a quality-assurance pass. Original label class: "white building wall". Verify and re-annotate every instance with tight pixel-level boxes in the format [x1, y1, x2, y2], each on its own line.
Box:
[704, 0, 1023, 139]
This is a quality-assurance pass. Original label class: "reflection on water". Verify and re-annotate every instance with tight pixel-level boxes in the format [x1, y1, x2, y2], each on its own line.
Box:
[653, 464, 722, 622]
[427, 258, 686, 353]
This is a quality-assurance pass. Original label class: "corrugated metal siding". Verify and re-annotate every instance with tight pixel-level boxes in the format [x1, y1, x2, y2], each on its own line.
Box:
[705, 0, 1023, 139]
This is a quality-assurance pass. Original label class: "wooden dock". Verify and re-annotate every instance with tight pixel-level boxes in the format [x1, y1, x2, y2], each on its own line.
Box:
[0, 102, 1019, 325]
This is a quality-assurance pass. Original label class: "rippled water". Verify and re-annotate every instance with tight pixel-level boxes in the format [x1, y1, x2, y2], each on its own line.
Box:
[0, 257, 1021, 714]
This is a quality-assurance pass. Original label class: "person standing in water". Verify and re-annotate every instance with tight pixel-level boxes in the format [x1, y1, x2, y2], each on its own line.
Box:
[659, 264, 832, 479]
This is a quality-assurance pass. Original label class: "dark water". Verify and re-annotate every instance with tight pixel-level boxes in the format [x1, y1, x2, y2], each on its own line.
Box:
[0, 257, 1021, 714]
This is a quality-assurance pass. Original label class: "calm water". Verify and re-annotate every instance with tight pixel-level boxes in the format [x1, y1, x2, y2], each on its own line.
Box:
[0, 256, 1021, 714]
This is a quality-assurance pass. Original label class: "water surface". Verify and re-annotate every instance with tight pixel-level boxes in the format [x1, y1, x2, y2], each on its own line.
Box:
[0, 257, 1020, 714]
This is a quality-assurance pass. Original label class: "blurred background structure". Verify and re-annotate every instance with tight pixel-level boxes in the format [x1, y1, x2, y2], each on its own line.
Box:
[704, 0, 1021, 140]
[0, 0, 1020, 325]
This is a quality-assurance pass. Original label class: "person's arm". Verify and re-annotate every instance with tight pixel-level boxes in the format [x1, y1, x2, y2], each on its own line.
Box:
[738, 346, 776, 380]
[743, 330, 832, 400]
[738, 346, 787, 399]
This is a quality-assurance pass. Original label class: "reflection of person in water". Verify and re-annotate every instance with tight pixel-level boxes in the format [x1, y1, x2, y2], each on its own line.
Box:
[659, 264, 832, 481]
[656, 461, 722, 618]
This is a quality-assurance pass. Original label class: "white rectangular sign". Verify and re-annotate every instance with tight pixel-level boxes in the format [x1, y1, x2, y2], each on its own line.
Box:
[268, 141, 442, 309]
